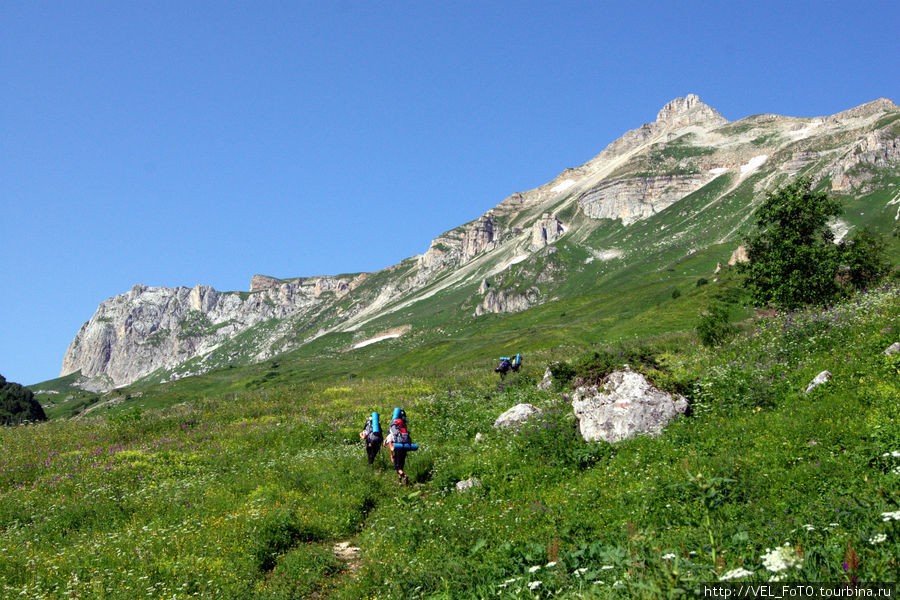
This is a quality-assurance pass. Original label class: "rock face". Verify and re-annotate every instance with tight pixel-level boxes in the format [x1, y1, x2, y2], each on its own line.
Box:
[831, 129, 900, 192]
[475, 287, 541, 316]
[571, 370, 688, 443]
[60, 277, 347, 389]
[578, 174, 713, 225]
[250, 274, 284, 292]
[884, 342, 900, 356]
[530, 214, 566, 249]
[728, 246, 750, 266]
[493, 403, 541, 430]
[655, 94, 728, 130]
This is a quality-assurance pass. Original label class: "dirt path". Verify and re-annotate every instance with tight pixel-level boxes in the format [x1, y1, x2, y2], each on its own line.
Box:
[332, 540, 362, 575]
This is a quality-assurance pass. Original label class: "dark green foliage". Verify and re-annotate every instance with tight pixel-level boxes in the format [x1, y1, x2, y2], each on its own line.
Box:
[0, 374, 46, 425]
[548, 361, 575, 389]
[696, 277, 709, 287]
[741, 178, 842, 308]
[841, 227, 891, 290]
[253, 507, 326, 571]
[696, 302, 737, 348]
[671, 288, 681, 299]
[572, 347, 662, 387]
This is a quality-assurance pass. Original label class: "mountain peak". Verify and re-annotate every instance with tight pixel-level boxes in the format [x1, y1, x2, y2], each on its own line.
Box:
[656, 94, 728, 129]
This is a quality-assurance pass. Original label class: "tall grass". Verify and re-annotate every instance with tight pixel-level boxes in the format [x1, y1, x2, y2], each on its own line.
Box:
[2, 286, 898, 599]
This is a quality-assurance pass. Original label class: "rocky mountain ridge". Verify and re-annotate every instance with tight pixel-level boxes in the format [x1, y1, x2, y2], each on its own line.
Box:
[60, 95, 900, 390]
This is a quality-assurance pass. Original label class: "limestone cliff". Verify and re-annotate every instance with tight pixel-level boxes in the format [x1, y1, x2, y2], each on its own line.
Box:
[60, 276, 354, 388]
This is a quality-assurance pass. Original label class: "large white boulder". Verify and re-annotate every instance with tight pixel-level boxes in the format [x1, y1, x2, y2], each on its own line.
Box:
[571, 370, 688, 443]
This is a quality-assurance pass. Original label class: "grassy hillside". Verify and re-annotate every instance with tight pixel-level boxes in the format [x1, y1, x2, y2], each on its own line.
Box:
[3, 280, 899, 599]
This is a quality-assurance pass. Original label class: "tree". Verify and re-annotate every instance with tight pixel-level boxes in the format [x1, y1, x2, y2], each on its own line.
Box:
[841, 227, 891, 290]
[740, 178, 842, 309]
[0, 374, 47, 425]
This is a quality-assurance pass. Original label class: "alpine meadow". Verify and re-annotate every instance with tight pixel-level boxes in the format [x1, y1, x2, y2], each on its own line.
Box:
[3, 95, 900, 599]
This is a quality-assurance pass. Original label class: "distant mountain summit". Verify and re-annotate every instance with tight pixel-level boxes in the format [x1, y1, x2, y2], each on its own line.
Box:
[60, 95, 900, 390]
[656, 93, 728, 129]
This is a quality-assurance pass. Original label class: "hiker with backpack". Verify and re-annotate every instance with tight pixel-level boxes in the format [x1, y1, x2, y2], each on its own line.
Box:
[494, 353, 523, 379]
[359, 411, 383, 466]
[384, 407, 415, 485]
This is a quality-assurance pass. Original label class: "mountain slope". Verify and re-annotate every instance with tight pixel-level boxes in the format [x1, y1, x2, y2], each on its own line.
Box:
[59, 95, 900, 390]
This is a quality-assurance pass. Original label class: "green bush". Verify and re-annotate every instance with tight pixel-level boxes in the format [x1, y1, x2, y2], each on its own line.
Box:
[696, 302, 737, 348]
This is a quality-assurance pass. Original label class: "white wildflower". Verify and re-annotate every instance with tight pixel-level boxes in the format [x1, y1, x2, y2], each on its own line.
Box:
[761, 544, 803, 572]
[545, 561, 557, 568]
[720, 567, 754, 581]
[662, 553, 676, 560]
[528, 565, 541, 573]
[882, 510, 900, 522]
[528, 581, 541, 590]
[803, 524, 815, 531]
[574, 567, 589, 576]
[881, 451, 900, 458]
[869, 533, 887, 545]
[601, 565, 614, 570]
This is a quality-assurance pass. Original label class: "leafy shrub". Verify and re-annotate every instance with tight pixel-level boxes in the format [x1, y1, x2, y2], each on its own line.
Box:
[696, 302, 738, 347]
[572, 347, 662, 387]
[841, 227, 891, 291]
[548, 361, 575, 389]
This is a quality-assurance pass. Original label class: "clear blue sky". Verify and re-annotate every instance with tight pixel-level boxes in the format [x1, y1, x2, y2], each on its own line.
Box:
[2, 1, 898, 385]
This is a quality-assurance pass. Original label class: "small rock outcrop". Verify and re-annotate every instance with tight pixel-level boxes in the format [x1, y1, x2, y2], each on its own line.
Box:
[475, 286, 541, 316]
[456, 477, 481, 492]
[493, 403, 541, 430]
[831, 129, 900, 192]
[537, 367, 553, 391]
[530, 214, 565, 249]
[571, 370, 688, 443]
[250, 274, 284, 292]
[804, 370, 832, 393]
[884, 342, 900, 356]
[728, 246, 750, 265]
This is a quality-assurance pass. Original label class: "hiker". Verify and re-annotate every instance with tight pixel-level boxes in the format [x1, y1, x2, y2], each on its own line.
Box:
[384, 408, 413, 485]
[494, 353, 522, 379]
[359, 412, 383, 466]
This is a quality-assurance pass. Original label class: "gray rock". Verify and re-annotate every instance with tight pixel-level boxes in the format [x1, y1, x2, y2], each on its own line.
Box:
[456, 477, 481, 492]
[474, 287, 541, 316]
[804, 370, 832, 393]
[530, 214, 566, 249]
[474, 432, 484, 444]
[884, 342, 900, 356]
[537, 367, 553, 391]
[493, 403, 541, 430]
[728, 245, 749, 265]
[571, 370, 688, 443]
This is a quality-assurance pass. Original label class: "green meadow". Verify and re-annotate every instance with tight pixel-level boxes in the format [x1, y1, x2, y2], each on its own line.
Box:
[2, 275, 899, 599]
